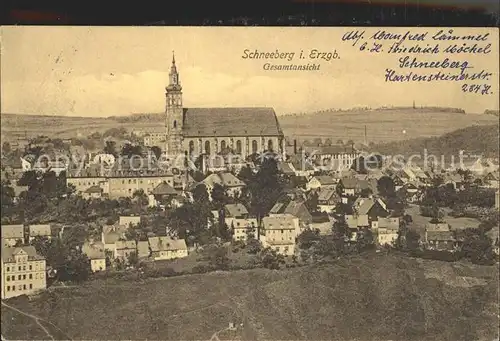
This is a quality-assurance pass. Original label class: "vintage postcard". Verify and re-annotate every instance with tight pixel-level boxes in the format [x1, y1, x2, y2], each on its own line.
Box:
[0, 26, 499, 341]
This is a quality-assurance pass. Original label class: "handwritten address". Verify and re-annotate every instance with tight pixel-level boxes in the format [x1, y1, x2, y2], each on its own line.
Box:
[341, 29, 494, 95]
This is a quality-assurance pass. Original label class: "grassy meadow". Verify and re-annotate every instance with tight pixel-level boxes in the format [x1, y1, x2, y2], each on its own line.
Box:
[1, 254, 498, 341]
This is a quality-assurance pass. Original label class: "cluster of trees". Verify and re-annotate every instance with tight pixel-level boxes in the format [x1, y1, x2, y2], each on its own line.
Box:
[420, 179, 496, 210]
[31, 233, 91, 283]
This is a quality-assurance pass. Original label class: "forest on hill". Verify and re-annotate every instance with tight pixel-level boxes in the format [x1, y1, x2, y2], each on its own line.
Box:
[369, 124, 500, 158]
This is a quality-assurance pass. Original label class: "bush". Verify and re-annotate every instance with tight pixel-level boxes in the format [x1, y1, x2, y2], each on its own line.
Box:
[191, 264, 211, 274]
[410, 249, 464, 262]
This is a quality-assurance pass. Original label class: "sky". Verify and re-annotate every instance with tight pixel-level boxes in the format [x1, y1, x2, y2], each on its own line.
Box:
[1, 26, 498, 116]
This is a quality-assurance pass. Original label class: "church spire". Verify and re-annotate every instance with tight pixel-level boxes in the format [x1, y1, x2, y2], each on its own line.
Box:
[169, 51, 179, 85]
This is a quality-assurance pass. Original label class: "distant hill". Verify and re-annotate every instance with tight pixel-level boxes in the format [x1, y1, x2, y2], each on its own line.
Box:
[1, 107, 498, 144]
[484, 109, 499, 117]
[279, 107, 498, 144]
[369, 124, 500, 158]
[1, 254, 498, 341]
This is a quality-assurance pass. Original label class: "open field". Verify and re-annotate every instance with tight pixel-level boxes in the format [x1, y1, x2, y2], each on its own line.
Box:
[406, 204, 482, 238]
[2, 108, 498, 144]
[1, 254, 498, 341]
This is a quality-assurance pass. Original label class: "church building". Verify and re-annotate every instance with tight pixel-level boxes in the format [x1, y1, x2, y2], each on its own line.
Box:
[165, 53, 285, 159]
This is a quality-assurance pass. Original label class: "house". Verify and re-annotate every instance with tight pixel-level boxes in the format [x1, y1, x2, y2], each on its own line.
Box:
[1, 246, 46, 299]
[300, 145, 360, 173]
[373, 217, 400, 246]
[424, 223, 455, 251]
[151, 182, 179, 204]
[306, 175, 337, 191]
[228, 218, 259, 242]
[270, 198, 312, 227]
[261, 214, 301, 256]
[82, 241, 106, 272]
[1, 224, 25, 247]
[101, 225, 128, 256]
[148, 236, 188, 261]
[353, 197, 390, 222]
[115, 240, 137, 261]
[277, 161, 295, 177]
[28, 224, 51, 241]
[224, 203, 249, 219]
[310, 212, 332, 235]
[482, 171, 499, 189]
[339, 178, 378, 197]
[443, 173, 464, 191]
[316, 188, 338, 213]
[11, 184, 28, 202]
[83, 185, 103, 199]
[202, 172, 246, 198]
[119, 215, 141, 227]
[287, 155, 316, 178]
[345, 214, 370, 239]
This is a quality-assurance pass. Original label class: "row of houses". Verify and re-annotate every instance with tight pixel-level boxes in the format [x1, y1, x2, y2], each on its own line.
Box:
[1, 224, 52, 247]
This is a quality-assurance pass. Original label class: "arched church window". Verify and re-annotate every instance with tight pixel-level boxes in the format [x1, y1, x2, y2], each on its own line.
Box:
[189, 141, 194, 154]
[173, 120, 177, 129]
[220, 140, 226, 152]
[236, 140, 242, 155]
[252, 140, 258, 154]
[205, 141, 211, 155]
[268, 139, 274, 152]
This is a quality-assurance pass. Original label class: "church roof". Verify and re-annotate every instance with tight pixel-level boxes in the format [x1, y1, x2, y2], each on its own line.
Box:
[182, 107, 283, 137]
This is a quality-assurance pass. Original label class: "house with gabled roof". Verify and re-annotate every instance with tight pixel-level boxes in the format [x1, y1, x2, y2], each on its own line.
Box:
[202, 172, 246, 198]
[270, 198, 312, 227]
[82, 241, 106, 272]
[224, 203, 249, 219]
[373, 217, 400, 246]
[28, 224, 51, 241]
[1, 224, 25, 247]
[306, 175, 337, 191]
[316, 188, 338, 213]
[261, 214, 300, 256]
[148, 236, 188, 261]
[1, 246, 46, 299]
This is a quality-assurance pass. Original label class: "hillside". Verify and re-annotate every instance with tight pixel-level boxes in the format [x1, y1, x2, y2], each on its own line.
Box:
[369, 124, 500, 159]
[1, 107, 498, 144]
[1, 254, 498, 341]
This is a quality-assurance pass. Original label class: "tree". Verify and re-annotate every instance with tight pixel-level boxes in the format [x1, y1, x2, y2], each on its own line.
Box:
[258, 248, 285, 270]
[104, 140, 118, 157]
[151, 146, 162, 159]
[356, 227, 374, 252]
[203, 244, 231, 270]
[248, 158, 284, 218]
[332, 216, 352, 254]
[461, 228, 495, 265]
[377, 176, 396, 198]
[297, 229, 321, 249]
[324, 139, 333, 146]
[127, 251, 139, 267]
[121, 143, 143, 157]
[305, 191, 319, 213]
[336, 139, 344, 145]
[192, 184, 210, 203]
[57, 249, 91, 283]
[1, 180, 15, 218]
[405, 229, 421, 251]
[211, 183, 228, 209]
[246, 238, 262, 254]
[2, 142, 11, 154]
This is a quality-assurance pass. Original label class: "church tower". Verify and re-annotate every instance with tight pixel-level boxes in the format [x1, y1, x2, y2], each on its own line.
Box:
[165, 51, 184, 156]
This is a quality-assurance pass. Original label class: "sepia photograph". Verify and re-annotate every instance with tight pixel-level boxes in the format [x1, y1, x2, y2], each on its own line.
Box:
[1, 26, 499, 341]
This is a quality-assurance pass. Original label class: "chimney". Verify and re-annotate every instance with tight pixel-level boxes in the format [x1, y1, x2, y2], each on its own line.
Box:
[293, 140, 297, 155]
